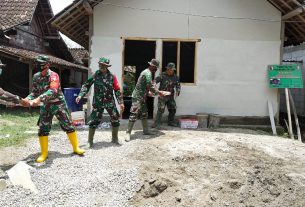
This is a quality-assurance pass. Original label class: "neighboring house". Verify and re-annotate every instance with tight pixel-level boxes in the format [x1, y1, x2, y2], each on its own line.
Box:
[69, 48, 89, 87]
[50, 0, 305, 123]
[283, 44, 305, 116]
[0, 0, 88, 98]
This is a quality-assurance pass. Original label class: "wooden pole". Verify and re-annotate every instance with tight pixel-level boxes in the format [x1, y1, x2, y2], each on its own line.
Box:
[285, 88, 294, 139]
[28, 63, 33, 93]
[288, 89, 302, 141]
[268, 100, 277, 135]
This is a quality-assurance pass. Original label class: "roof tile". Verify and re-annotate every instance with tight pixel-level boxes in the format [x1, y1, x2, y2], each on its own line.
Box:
[0, 45, 88, 71]
[0, 0, 39, 31]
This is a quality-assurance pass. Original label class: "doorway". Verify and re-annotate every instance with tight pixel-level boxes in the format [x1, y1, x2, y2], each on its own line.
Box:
[122, 39, 156, 119]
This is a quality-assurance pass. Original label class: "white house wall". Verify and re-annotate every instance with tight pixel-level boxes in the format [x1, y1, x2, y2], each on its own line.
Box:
[91, 0, 281, 117]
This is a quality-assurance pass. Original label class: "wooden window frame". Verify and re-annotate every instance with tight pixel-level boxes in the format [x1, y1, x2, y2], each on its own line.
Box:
[121, 37, 158, 93]
[161, 39, 198, 85]
[121, 37, 199, 86]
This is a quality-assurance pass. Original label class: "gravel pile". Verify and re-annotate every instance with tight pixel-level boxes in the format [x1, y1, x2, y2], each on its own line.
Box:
[0, 129, 142, 207]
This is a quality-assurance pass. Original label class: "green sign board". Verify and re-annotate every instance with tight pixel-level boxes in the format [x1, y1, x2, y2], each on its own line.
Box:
[268, 64, 303, 88]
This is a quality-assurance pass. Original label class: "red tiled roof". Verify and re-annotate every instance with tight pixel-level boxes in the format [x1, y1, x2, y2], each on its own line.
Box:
[0, 45, 88, 71]
[0, 0, 39, 31]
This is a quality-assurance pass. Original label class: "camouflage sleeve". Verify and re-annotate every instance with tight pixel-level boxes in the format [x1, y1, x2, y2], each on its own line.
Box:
[0, 89, 20, 104]
[155, 75, 162, 84]
[78, 75, 95, 98]
[176, 76, 181, 93]
[113, 75, 123, 105]
[26, 76, 40, 100]
[38, 72, 60, 102]
[145, 72, 159, 96]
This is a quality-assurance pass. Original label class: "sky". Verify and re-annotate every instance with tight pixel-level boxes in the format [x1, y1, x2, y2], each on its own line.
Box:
[49, 0, 82, 48]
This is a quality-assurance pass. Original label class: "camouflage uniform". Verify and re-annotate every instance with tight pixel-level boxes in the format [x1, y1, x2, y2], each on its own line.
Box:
[125, 59, 161, 142]
[129, 68, 159, 122]
[78, 70, 123, 128]
[155, 72, 181, 124]
[28, 55, 84, 163]
[0, 88, 21, 105]
[26, 69, 74, 136]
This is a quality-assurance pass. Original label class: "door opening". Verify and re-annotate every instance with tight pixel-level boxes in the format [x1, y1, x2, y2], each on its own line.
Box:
[122, 39, 156, 119]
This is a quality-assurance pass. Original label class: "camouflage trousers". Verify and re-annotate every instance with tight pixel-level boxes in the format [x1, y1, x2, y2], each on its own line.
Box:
[38, 102, 75, 136]
[157, 96, 177, 114]
[88, 106, 120, 128]
[129, 98, 148, 122]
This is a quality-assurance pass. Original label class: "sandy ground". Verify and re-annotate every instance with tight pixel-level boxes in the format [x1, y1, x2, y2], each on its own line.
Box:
[1, 121, 305, 206]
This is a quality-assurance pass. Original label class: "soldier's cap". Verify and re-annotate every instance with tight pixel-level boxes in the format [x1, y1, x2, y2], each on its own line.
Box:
[0, 60, 6, 67]
[148, 59, 160, 68]
[35, 55, 50, 64]
[98, 57, 111, 67]
[166, 62, 176, 70]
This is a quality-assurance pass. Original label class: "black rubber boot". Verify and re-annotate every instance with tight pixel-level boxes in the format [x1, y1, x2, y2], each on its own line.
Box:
[142, 119, 155, 135]
[168, 109, 178, 127]
[152, 112, 163, 129]
[112, 126, 119, 144]
[88, 128, 95, 148]
[125, 121, 135, 142]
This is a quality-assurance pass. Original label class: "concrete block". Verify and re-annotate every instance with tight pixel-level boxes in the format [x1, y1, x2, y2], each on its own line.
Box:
[7, 161, 38, 193]
[0, 179, 6, 191]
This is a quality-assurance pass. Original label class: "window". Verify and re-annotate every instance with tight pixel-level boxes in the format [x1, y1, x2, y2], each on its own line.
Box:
[162, 40, 196, 84]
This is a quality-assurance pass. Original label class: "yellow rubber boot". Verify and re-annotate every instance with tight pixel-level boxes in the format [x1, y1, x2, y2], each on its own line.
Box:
[67, 131, 85, 155]
[36, 136, 48, 163]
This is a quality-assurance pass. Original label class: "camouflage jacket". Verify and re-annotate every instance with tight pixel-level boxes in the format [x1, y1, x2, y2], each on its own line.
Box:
[26, 70, 65, 104]
[78, 70, 123, 108]
[0, 88, 20, 104]
[132, 68, 159, 101]
[155, 72, 181, 97]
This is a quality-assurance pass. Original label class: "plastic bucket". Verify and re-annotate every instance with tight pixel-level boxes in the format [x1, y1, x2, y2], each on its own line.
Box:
[71, 111, 85, 127]
[64, 88, 82, 112]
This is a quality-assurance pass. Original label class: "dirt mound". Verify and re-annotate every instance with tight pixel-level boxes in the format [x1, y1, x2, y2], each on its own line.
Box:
[128, 131, 305, 207]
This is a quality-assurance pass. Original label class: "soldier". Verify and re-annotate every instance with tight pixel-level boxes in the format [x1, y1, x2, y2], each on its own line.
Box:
[125, 59, 166, 142]
[76, 57, 125, 148]
[23, 55, 85, 163]
[0, 60, 27, 106]
[152, 62, 181, 128]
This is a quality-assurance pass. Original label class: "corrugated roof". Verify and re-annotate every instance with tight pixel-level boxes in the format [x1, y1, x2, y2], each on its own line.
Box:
[0, 45, 88, 71]
[50, 0, 305, 47]
[0, 0, 39, 31]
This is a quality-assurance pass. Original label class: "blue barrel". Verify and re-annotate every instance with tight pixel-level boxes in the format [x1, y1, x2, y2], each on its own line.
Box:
[64, 88, 82, 112]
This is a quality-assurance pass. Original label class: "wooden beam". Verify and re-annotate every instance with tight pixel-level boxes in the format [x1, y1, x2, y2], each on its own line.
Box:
[288, 24, 305, 41]
[290, 0, 303, 7]
[268, 0, 285, 13]
[28, 63, 33, 93]
[83, 0, 93, 15]
[282, 7, 303, 20]
[51, 0, 83, 26]
[44, 36, 61, 40]
[286, 27, 301, 42]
